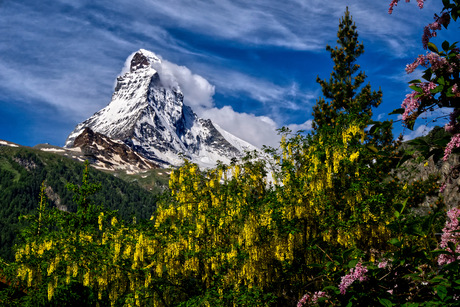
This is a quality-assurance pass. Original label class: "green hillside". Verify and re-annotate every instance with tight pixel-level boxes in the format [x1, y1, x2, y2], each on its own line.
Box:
[0, 145, 163, 261]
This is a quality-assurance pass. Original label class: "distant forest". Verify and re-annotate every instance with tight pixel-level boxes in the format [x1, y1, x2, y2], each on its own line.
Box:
[0, 146, 161, 261]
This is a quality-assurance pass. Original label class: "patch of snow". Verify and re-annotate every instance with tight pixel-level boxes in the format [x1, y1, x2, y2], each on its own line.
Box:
[0, 140, 19, 147]
[40, 148, 65, 152]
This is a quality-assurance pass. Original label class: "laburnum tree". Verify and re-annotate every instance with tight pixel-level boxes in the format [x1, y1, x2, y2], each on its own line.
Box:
[281, 7, 400, 253]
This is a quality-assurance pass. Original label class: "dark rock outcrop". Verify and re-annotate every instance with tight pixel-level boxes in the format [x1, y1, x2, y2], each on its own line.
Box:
[73, 127, 157, 171]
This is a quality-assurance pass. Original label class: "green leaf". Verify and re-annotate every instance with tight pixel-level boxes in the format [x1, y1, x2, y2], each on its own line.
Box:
[452, 9, 458, 21]
[437, 76, 445, 85]
[379, 298, 394, 307]
[389, 108, 404, 115]
[431, 249, 455, 256]
[369, 123, 379, 134]
[408, 120, 417, 131]
[436, 285, 447, 301]
[428, 42, 439, 53]
[442, 40, 450, 52]
[448, 241, 457, 254]
[422, 70, 432, 81]
[348, 259, 359, 268]
[367, 145, 379, 153]
[408, 79, 422, 84]
[409, 84, 423, 93]
[389, 238, 402, 247]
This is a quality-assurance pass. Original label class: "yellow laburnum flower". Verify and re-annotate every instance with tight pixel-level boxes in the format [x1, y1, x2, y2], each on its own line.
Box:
[349, 151, 360, 162]
[83, 271, 90, 287]
[72, 262, 78, 277]
[27, 268, 33, 287]
[48, 281, 54, 301]
[98, 212, 104, 231]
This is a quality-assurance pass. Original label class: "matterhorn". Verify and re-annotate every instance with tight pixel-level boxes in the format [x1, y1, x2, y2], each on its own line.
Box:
[65, 49, 257, 169]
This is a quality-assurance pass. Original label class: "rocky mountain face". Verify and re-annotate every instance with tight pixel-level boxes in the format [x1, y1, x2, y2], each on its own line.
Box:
[397, 127, 460, 211]
[73, 127, 158, 171]
[65, 49, 256, 169]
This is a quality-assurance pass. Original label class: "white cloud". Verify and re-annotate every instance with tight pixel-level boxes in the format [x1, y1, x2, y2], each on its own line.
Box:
[287, 120, 313, 133]
[402, 124, 434, 141]
[199, 106, 281, 149]
[153, 59, 215, 109]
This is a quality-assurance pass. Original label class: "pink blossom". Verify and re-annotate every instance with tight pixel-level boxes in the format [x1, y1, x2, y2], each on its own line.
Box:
[297, 291, 328, 306]
[378, 259, 390, 269]
[405, 55, 425, 73]
[444, 109, 460, 134]
[422, 12, 450, 49]
[389, 0, 424, 14]
[339, 262, 368, 294]
[443, 134, 460, 161]
[312, 291, 327, 303]
[426, 52, 451, 72]
[401, 91, 420, 121]
[439, 183, 447, 193]
[453, 84, 459, 97]
[438, 207, 460, 265]
[421, 82, 437, 96]
[444, 124, 455, 134]
[406, 52, 452, 74]
[297, 294, 309, 307]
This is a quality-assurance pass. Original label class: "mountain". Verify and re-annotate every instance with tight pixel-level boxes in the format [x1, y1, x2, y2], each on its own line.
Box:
[65, 49, 257, 169]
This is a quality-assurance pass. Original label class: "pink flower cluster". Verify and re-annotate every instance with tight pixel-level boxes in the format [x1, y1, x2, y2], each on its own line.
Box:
[443, 133, 460, 161]
[453, 84, 459, 97]
[405, 52, 451, 74]
[389, 0, 424, 14]
[378, 258, 390, 269]
[297, 291, 327, 306]
[444, 109, 460, 134]
[422, 12, 451, 49]
[338, 262, 368, 294]
[439, 183, 447, 193]
[401, 81, 438, 122]
[438, 207, 460, 266]
[421, 81, 437, 96]
[401, 91, 420, 121]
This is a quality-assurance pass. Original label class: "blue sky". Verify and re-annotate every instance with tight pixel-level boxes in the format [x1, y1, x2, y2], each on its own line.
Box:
[0, 0, 458, 148]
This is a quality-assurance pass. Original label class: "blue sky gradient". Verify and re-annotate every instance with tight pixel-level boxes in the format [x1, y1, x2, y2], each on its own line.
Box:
[0, 0, 458, 148]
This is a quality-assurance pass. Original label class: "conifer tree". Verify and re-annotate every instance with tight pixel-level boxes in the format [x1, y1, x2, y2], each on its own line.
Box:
[313, 7, 381, 129]
[312, 7, 394, 148]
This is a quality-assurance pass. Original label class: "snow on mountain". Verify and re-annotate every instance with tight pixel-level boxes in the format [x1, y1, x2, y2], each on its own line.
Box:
[65, 49, 257, 168]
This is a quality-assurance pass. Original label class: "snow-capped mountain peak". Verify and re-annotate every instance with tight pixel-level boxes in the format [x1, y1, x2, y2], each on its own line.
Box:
[130, 49, 161, 72]
[65, 49, 257, 169]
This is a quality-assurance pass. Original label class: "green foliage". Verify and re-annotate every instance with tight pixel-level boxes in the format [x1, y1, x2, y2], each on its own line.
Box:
[0, 146, 159, 261]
